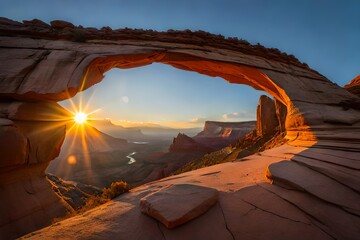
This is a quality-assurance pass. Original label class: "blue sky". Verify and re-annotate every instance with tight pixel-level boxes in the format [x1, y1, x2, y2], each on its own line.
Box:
[1, 0, 359, 127]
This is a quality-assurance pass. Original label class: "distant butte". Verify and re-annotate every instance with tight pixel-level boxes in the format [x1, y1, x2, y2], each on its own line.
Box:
[0, 18, 359, 239]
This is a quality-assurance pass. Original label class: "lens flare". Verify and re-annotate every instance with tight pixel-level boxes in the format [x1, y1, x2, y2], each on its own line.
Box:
[74, 112, 87, 124]
[67, 155, 77, 165]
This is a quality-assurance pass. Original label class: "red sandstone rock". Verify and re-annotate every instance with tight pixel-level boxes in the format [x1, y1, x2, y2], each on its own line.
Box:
[256, 95, 278, 136]
[274, 99, 287, 133]
[140, 184, 219, 228]
[0, 17, 22, 26]
[266, 160, 360, 214]
[194, 121, 255, 150]
[0, 18, 360, 239]
[0, 101, 71, 121]
[344, 74, 360, 97]
[21, 143, 360, 239]
[169, 133, 209, 152]
[0, 163, 72, 238]
[23, 19, 50, 28]
[0, 125, 27, 167]
[0, 103, 68, 238]
[0, 26, 358, 141]
[50, 20, 74, 29]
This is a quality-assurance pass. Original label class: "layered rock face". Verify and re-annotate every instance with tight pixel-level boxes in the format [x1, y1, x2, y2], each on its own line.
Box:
[256, 95, 287, 136]
[194, 121, 255, 149]
[0, 101, 73, 237]
[345, 74, 360, 97]
[1, 17, 359, 141]
[1, 18, 360, 239]
[46, 173, 100, 210]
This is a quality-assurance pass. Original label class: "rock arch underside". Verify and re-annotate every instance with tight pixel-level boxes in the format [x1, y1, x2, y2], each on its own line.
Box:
[0, 18, 359, 239]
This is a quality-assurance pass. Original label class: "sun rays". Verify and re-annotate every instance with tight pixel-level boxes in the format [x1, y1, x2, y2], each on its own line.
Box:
[47, 95, 113, 185]
[74, 112, 88, 124]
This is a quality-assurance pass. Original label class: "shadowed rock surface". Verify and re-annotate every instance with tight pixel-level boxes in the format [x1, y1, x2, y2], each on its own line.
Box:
[169, 133, 210, 152]
[0, 18, 359, 239]
[256, 95, 278, 136]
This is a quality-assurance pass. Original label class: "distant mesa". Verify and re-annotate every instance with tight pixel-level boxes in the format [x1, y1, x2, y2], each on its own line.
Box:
[65, 122, 128, 153]
[89, 119, 146, 141]
[169, 133, 210, 152]
[46, 123, 129, 178]
[194, 121, 256, 150]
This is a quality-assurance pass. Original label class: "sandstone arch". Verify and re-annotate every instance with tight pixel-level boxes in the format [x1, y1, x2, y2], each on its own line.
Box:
[1, 19, 360, 239]
[1, 33, 360, 141]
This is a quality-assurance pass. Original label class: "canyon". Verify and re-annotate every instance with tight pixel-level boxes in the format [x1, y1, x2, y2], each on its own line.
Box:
[0, 18, 359, 239]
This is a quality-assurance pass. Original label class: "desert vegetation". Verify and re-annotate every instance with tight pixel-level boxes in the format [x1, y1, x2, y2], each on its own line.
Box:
[52, 180, 131, 223]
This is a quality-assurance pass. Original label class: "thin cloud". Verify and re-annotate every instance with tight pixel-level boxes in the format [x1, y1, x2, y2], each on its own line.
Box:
[222, 112, 253, 120]
[189, 117, 209, 123]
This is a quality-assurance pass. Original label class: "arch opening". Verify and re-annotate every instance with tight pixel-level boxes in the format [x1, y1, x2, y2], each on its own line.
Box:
[50, 62, 278, 189]
[81, 52, 289, 106]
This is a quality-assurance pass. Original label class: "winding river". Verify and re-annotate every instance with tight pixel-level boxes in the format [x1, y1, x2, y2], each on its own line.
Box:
[126, 152, 137, 164]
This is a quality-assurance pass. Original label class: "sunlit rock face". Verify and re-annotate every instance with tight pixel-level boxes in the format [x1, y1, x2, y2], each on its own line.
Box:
[194, 121, 256, 150]
[345, 74, 360, 97]
[1, 18, 359, 142]
[0, 18, 360, 239]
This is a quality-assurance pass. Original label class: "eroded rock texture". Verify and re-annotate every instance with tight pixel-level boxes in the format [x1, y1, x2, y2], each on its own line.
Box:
[345, 74, 360, 97]
[0, 102, 73, 237]
[0, 18, 360, 239]
[194, 121, 256, 150]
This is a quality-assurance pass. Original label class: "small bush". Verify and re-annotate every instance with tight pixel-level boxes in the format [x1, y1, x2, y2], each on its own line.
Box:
[81, 195, 109, 212]
[102, 181, 131, 200]
[72, 29, 87, 42]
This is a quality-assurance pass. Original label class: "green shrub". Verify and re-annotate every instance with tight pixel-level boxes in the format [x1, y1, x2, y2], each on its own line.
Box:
[102, 181, 131, 200]
[72, 29, 87, 42]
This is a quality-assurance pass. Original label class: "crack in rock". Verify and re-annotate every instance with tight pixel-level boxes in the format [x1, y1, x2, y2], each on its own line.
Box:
[257, 184, 337, 240]
[157, 221, 166, 240]
[218, 202, 235, 240]
[241, 206, 257, 217]
[240, 198, 311, 226]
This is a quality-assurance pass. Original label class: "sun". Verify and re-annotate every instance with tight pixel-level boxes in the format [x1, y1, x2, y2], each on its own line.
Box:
[74, 112, 88, 124]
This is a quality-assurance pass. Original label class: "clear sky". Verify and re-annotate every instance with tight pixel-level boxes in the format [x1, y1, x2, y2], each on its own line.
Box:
[1, 0, 359, 127]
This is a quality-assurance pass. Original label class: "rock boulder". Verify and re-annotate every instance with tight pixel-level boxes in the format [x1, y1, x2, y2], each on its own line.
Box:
[140, 184, 219, 228]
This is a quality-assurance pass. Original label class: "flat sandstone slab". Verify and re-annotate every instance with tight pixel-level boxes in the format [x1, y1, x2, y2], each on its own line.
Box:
[140, 184, 219, 229]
